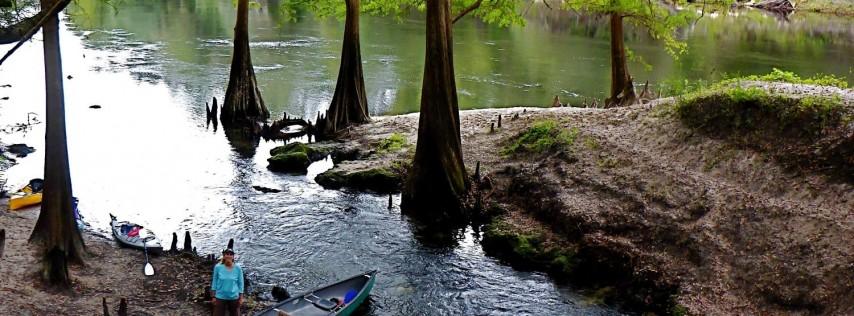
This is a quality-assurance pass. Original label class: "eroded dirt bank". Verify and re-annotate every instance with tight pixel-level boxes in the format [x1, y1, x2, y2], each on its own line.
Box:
[310, 82, 853, 315]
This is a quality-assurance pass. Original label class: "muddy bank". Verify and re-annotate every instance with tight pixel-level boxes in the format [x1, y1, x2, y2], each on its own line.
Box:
[0, 205, 274, 315]
[311, 82, 854, 315]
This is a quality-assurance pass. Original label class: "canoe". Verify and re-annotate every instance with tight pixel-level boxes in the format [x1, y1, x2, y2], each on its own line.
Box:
[9, 192, 42, 210]
[255, 270, 377, 316]
[109, 213, 163, 253]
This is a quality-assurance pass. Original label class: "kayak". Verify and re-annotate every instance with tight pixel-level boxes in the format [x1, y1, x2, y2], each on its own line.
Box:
[255, 270, 377, 316]
[109, 214, 162, 253]
[9, 192, 42, 210]
[9, 178, 44, 210]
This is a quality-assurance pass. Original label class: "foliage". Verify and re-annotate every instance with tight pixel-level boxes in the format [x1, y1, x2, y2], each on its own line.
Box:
[561, 0, 697, 57]
[375, 133, 408, 154]
[279, 0, 524, 27]
[502, 120, 579, 155]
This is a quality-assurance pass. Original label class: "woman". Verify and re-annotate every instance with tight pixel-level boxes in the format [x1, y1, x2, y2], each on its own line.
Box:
[211, 248, 244, 316]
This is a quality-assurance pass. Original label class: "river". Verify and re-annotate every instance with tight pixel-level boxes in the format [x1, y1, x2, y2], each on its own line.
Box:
[0, 1, 851, 315]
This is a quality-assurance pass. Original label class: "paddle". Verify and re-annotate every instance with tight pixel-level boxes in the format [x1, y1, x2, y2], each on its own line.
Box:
[143, 238, 155, 276]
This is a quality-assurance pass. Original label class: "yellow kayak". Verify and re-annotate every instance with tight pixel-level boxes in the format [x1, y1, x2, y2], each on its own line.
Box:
[9, 192, 43, 210]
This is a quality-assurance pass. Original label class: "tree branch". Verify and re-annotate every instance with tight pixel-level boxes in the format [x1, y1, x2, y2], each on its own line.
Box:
[0, 11, 46, 45]
[0, 0, 72, 66]
[452, 0, 483, 24]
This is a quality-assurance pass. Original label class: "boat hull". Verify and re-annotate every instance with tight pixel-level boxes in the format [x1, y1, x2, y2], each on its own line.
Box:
[9, 192, 42, 210]
[256, 270, 377, 316]
[110, 215, 163, 253]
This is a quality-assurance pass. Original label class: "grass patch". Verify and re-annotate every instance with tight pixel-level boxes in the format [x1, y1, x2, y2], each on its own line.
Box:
[502, 120, 579, 156]
[375, 133, 408, 154]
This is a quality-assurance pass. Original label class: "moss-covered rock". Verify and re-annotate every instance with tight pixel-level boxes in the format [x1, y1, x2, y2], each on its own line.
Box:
[267, 152, 310, 173]
[268, 142, 336, 173]
[314, 166, 401, 193]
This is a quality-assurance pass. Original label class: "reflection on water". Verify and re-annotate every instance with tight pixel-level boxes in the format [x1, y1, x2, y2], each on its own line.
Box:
[1, 2, 851, 315]
[66, 0, 852, 114]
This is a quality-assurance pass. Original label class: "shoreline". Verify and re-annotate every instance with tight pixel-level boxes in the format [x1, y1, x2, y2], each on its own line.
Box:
[2, 81, 852, 315]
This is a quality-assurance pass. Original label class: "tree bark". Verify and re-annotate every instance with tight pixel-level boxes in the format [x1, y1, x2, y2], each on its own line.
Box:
[606, 14, 636, 108]
[29, 0, 86, 286]
[221, 0, 269, 128]
[401, 0, 468, 222]
[317, 0, 370, 139]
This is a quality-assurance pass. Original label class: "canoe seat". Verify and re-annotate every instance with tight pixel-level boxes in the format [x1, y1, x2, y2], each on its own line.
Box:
[312, 298, 338, 311]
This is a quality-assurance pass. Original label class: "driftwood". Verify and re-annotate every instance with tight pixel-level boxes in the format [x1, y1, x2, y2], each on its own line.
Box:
[183, 231, 192, 253]
[252, 186, 281, 193]
[751, 0, 794, 15]
[0, 229, 5, 258]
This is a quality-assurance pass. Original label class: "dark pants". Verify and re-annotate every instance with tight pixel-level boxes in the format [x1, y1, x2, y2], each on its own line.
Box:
[213, 298, 240, 316]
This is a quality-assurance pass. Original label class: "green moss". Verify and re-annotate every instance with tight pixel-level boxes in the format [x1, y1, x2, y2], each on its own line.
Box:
[671, 303, 689, 316]
[503, 120, 579, 156]
[675, 86, 845, 135]
[481, 218, 577, 278]
[315, 167, 401, 193]
[583, 136, 600, 151]
[270, 142, 314, 156]
[375, 133, 408, 154]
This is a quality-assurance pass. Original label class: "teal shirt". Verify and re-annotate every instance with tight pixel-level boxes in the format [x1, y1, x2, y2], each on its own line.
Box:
[211, 263, 244, 300]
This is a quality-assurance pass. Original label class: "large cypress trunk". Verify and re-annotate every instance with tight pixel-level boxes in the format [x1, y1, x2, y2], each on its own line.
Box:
[401, 0, 468, 221]
[221, 0, 269, 128]
[606, 14, 636, 108]
[29, 0, 86, 286]
[317, 0, 369, 139]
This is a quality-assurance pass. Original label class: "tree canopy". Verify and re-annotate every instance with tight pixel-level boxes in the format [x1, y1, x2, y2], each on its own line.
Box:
[562, 0, 696, 56]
